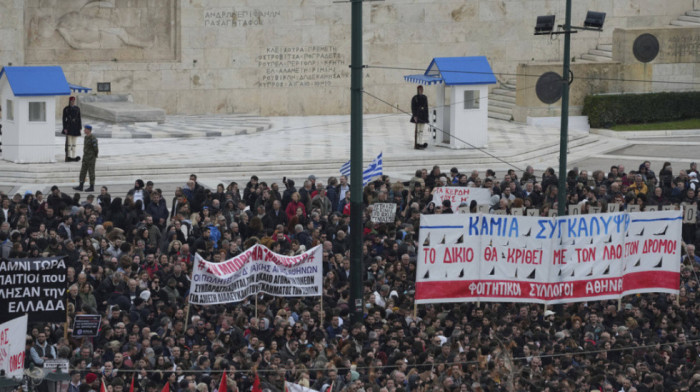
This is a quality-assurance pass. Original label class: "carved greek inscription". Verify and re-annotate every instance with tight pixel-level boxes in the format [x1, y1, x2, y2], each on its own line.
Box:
[668, 34, 700, 57]
[204, 8, 281, 27]
[257, 46, 349, 88]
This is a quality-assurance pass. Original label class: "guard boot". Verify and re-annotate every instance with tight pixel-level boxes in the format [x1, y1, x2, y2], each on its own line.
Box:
[74, 156, 81, 162]
[73, 183, 84, 191]
[65, 157, 72, 162]
[85, 185, 95, 192]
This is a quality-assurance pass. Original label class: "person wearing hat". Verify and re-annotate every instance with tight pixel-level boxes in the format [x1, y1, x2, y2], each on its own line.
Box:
[62, 96, 82, 162]
[74, 125, 98, 192]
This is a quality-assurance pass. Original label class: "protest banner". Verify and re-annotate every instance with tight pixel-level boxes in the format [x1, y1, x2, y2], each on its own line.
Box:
[72, 315, 102, 337]
[416, 210, 681, 305]
[370, 203, 396, 223]
[0, 257, 66, 324]
[190, 244, 322, 305]
[431, 187, 491, 207]
[44, 359, 70, 373]
[0, 314, 28, 379]
[681, 203, 697, 223]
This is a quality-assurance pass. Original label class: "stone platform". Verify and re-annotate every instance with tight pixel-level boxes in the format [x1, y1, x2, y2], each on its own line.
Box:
[1, 114, 635, 202]
[77, 94, 166, 124]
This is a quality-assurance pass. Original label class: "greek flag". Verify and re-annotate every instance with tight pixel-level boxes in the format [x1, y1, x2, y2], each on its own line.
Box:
[339, 152, 383, 186]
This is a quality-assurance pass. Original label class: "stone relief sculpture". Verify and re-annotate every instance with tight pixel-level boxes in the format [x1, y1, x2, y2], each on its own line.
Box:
[56, 1, 153, 49]
[25, 0, 176, 62]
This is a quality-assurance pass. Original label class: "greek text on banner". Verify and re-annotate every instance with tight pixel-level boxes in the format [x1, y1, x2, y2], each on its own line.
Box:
[0, 257, 67, 324]
[416, 210, 681, 305]
[190, 244, 323, 304]
[431, 187, 491, 206]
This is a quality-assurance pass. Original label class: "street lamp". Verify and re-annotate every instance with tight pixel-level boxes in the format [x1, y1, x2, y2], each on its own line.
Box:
[534, 4, 605, 216]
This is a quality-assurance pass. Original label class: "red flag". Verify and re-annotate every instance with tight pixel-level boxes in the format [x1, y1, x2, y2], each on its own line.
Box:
[218, 370, 227, 392]
[100, 378, 107, 392]
[251, 372, 262, 392]
[161, 382, 170, 392]
[129, 374, 135, 392]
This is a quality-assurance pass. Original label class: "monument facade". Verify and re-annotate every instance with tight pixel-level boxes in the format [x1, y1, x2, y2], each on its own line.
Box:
[0, 0, 693, 116]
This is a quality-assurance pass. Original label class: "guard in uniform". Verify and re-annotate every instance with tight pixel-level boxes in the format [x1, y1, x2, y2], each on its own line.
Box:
[74, 125, 98, 192]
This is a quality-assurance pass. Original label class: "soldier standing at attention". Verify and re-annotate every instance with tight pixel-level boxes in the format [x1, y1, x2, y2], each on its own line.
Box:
[74, 125, 98, 192]
[411, 85, 429, 150]
[62, 96, 82, 162]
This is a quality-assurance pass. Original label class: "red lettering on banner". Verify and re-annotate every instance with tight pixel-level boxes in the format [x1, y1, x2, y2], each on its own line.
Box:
[625, 241, 639, 257]
[552, 249, 567, 264]
[423, 248, 436, 264]
[0, 328, 8, 345]
[603, 244, 623, 260]
[9, 351, 24, 372]
[642, 239, 676, 254]
[443, 247, 474, 263]
[575, 248, 596, 263]
[506, 249, 542, 265]
[484, 247, 498, 262]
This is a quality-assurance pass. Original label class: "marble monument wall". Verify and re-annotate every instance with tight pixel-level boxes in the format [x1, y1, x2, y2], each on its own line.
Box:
[0, 0, 692, 116]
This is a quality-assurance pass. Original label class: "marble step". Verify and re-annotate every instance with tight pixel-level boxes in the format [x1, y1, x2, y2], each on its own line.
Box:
[492, 88, 516, 97]
[677, 15, 700, 23]
[487, 112, 513, 121]
[589, 49, 612, 57]
[488, 105, 513, 115]
[489, 94, 516, 104]
[489, 99, 515, 109]
[597, 43, 613, 51]
[0, 135, 604, 187]
[581, 53, 611, 62]
[671, 20, 700, 26]
[687, 10, 700, 17]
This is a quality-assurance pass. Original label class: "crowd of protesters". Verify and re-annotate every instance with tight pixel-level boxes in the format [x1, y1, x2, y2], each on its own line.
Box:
[2, 161, 700, 392]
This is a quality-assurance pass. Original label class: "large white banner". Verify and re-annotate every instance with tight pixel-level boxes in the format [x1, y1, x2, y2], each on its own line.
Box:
[0, 314, 28, 379]
[431, 187, 491, 206]
[190, 245, 322, 304]
[416, 210, 681, 304]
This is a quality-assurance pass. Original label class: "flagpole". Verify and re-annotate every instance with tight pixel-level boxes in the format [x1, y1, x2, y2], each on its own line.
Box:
[183, 298, 191, 332]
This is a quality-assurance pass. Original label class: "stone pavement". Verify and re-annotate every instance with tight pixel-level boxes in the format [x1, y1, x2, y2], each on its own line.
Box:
[1, 113, 698, 202]
[53, 115, 273, 139]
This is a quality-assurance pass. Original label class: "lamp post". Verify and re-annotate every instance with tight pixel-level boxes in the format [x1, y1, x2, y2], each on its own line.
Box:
[535, 5, 605, 216]
[349, 0, 364, 324]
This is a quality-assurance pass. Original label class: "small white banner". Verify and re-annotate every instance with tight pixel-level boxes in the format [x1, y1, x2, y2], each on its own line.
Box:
[370, 203, 397, 223]
[0, 314, 28, 379]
